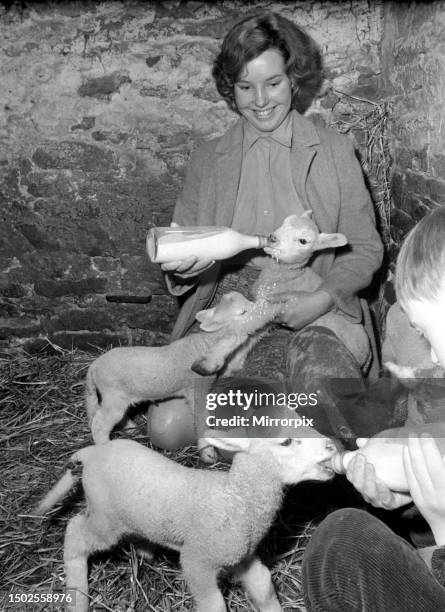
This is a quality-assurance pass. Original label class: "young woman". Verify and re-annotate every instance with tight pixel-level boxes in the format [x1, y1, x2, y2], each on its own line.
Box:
[162, 12, 383, 442]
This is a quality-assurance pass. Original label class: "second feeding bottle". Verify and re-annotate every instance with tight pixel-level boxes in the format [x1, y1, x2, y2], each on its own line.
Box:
[330, 423, 445, 492]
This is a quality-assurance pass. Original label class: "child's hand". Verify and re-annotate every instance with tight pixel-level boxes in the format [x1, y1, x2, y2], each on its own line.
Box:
[403, 434, 445, 545]
[346, 453, 412, 510]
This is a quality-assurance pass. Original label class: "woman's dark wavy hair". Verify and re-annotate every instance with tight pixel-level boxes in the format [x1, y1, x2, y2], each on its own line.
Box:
[212, 12, 323, 114]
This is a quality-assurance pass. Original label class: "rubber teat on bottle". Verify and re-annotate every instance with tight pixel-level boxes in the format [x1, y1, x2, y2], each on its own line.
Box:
[256, 234, 274, 248]
[330, 452, 347, 474]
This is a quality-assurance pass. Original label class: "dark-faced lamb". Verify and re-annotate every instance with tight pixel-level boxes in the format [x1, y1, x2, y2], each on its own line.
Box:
[35, 431, 336, 612]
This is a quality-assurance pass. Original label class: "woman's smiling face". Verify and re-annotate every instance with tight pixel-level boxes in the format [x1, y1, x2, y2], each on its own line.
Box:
[234, 48, 292, 132]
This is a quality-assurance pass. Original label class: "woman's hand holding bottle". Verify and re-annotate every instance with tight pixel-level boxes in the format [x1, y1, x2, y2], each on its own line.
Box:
[160, 223, 215, 279]
[161, 255, 215, 279]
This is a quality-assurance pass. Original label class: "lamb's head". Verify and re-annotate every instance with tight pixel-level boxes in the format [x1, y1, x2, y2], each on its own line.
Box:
[264, 211, 347, 266]
[195, 291, 254, 332]
[203, 429, 337, 485]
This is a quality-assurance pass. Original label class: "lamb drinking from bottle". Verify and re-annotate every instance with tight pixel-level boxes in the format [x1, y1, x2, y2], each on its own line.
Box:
[35, 430, 336, 612]
[195, 211, 370, 376]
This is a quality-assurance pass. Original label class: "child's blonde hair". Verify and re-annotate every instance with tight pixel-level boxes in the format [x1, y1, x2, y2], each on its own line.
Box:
[395, 207, 445, 306]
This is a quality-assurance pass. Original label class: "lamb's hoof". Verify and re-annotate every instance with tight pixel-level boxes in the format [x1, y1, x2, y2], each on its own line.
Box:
[123, 418, 138, 432]
[138, 547, 154, 561]
[198, 441, 219, 464]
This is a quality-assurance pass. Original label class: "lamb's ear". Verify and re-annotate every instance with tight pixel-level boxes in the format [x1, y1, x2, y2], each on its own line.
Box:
[195, 308, 223, 332]
[314, 232, 347, 251]
[225, 293, 252, 314]
[196, 292, 252, 331]
[202, 429, 251, 453]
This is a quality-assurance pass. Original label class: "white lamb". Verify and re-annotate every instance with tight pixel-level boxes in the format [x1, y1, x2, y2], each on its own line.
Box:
[35, 431, 336, 612]
[194, 211, 370, 376]
[86, 291, 269, 444]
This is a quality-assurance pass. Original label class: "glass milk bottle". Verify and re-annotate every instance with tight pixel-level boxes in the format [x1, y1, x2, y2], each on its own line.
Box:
[330, 423, 445, 492]
[146, 225, 272, 264]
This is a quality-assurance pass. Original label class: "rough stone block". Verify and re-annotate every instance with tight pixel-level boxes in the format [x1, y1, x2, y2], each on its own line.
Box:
[32, 141, 115, 172]
[432, 153, 445, 177]
[78, 71, 131, 98]
[70, 116, 96, 132]
[389, 208, 416, 243]
[405, 170, 445, 201]
[115, 295, 177, 330]
[121, 255, 167, 294]
[2, 283, 28, 298]
[35, 278, 107, 298]
[49, 309, 115, 332]
[0, 316, 41, 339]
[400, 195, 431, 222]
[92, 130, 130, 144]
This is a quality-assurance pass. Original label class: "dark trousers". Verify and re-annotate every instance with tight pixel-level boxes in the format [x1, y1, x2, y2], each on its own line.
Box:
[302, 508, 445, 612]
[287, 326, 407, 447]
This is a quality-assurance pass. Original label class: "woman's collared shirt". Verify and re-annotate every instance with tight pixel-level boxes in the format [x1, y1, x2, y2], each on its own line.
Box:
[231, 114, 305, 268]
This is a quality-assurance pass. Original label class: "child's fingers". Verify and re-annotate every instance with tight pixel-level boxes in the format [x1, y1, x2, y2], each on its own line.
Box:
[403, 435, 445, 501]
[406, 435, 432, 488]
[347, 455, 378, 503]
[355, 437, 370, 449]
[418, 434, 445, 480]
[403, 445, 422, 501]
[417, 435, 445, 492]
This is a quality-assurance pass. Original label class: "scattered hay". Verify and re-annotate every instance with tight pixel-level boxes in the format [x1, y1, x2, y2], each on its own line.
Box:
[329, 90, 394, 334]
[0, 349, 343, 611]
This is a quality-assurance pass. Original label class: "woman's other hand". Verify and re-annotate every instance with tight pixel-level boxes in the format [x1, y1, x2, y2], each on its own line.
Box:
[346, 451, 412, 510]
[404, 435, 445, 545]
[270, 289, 334, 330]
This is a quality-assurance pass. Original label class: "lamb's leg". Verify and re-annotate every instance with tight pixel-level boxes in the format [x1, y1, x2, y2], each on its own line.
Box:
[223, 332, 267, 376]
[234, 556, 282, 612]
[64, 513, 118, 612]
[182, 384, 219, 464]
[180, 549, 226, 612]
[90, 393, 129, 444]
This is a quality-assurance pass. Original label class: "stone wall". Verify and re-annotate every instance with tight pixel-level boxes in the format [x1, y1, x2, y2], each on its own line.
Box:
[381, 1, 445, 305]
[0, 0, 384, 352]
